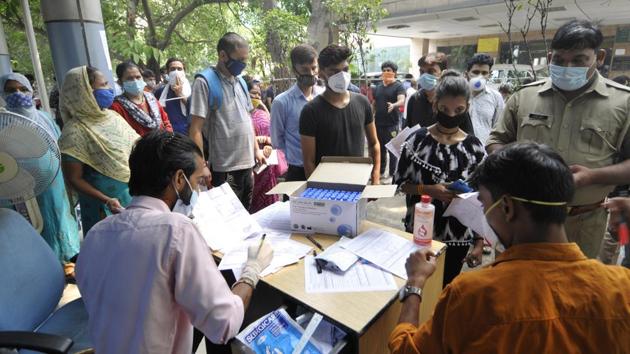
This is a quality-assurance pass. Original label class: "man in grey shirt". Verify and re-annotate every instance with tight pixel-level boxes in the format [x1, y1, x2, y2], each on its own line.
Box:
[189, 32, 265, 209]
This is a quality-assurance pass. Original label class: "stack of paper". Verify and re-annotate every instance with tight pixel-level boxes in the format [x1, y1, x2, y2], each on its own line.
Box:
[252, 201, 292, 233]
[220, 237, 313, 279]
[192, 183, 262, 251]
[340, 229, 421, 279]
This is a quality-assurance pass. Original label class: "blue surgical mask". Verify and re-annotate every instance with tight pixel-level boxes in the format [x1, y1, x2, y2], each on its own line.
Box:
[172, 174, 199, 218]
[226, 57, 247, 77]
[419, 73, 438, 91]
[4, 92, 33, 109]
[549, 64, 590, 91]
[122, 79, 146, 96]
[93, 88, 115, 109]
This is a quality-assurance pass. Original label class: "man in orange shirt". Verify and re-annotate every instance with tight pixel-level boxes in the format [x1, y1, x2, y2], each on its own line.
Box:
[389, 142, 630, 354]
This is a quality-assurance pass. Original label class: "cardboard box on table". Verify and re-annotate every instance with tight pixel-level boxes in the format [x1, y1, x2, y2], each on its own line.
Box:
[267, 157, 396, 237]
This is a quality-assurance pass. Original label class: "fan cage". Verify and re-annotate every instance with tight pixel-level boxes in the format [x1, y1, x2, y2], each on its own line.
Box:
[0, 111, 61, 206]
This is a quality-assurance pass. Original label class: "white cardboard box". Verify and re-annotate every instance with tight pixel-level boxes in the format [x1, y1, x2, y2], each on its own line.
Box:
[267, 157, 396, 237]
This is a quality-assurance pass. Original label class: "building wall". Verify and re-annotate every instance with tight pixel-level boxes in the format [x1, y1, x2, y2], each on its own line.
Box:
[424, 25, 630, 78]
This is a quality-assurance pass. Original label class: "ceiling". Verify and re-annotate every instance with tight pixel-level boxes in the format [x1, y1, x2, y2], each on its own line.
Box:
[376, 0, 630, 39]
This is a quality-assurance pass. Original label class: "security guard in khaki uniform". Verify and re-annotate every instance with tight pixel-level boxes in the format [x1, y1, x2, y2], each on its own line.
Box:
[487, 20, 630, 258]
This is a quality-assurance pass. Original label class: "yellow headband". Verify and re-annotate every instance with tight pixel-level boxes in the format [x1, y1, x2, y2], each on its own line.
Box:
[510, 196, 568, 207]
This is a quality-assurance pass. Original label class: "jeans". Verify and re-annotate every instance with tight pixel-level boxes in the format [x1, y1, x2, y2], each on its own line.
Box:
[282, 165, 306, 202]
[211, 167, 254, 210]
[376, 124, 399, 177]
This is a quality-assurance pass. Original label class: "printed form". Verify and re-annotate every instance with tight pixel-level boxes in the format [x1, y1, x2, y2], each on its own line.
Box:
[341, 229, 421, 279]
[304, 256, 397, 293]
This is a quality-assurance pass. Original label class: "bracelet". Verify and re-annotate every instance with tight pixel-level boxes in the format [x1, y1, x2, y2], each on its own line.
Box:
[416, 184, 424, 196]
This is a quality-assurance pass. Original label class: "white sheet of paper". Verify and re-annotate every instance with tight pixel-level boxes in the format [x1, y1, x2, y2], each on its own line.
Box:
[385, 124, 421, 160]
[442, 191, 498, 245]
[315, 237, 358, 272]
[221, 238, 313, 279]
[252, 201, 292, 232]
[191, 183, 262, 251]
[304, 256, 397, 293]
[340, 229, 421, 279]
[266, 149, 279, 165]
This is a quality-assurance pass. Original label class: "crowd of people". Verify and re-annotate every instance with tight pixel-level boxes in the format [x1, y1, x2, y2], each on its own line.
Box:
[1, 18, 630, 353]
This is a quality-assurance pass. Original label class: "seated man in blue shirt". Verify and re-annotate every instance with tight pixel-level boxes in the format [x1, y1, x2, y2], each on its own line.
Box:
[271, 44, 323, 181]
[155, 57, 191, 134]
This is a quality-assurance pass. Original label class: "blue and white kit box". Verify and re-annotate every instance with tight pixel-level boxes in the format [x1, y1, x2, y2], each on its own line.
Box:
[267, 157, 396, 237]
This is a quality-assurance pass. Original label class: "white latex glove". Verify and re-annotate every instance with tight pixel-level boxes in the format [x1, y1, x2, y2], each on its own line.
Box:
[239, 240, 274, 288]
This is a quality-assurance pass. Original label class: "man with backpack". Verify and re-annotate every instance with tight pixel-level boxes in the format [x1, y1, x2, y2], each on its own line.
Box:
[189, 32, 266, 209]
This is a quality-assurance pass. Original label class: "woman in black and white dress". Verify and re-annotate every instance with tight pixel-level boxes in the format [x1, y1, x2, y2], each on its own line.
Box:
[395, 70, 486, 286]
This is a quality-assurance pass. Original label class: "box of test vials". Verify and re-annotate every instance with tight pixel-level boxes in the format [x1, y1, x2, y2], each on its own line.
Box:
[267, 157, 396, 237]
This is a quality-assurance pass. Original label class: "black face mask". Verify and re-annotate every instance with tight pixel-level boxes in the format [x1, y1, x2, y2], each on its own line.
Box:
[296, 74, 317, 87]
[435, 110, 467, 129]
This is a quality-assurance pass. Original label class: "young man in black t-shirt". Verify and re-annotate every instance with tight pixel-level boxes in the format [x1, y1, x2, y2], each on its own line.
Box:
[299, 44, 381, 184]
[372, 61, 406, 179]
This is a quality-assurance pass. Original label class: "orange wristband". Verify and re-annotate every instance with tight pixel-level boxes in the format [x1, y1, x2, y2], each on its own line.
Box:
[417, 184, 424, 195]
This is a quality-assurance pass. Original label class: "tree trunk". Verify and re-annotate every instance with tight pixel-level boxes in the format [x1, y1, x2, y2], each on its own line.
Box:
[263, 0, 290, 92]
[126, 0, 139, 41]
[307, 0, 338, 51]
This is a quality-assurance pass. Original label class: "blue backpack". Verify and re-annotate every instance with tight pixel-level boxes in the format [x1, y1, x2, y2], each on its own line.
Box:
[195, 67, 249, 111]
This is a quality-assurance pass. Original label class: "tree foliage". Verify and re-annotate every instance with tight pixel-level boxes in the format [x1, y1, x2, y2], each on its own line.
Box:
[326, 0, 387, 83]
[0, 0, 384, 86]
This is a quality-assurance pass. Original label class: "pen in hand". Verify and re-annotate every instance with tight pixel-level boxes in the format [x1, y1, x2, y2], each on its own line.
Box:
[255, 233, 267, 257]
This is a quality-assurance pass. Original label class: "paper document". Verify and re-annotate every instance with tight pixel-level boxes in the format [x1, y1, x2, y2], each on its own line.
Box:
[385, 124, 421, 159]
[341, 229, 421, 279]
[220, 238, 312, 279]
[191, 183, 262, 251]
[253, 150, 279, 175]
[443, 191, 498, 245]
[266, 149, 279, 165]
[314, 237, 359, 272]
[304, 256, 397, 293]
[252, 201, 292, 232]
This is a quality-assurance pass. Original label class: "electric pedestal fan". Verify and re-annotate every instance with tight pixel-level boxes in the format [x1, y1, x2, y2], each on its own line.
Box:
[0, 110, 61, 231]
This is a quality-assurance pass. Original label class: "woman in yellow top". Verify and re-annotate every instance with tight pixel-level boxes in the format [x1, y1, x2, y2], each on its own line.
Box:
[59, 66, 139, 235]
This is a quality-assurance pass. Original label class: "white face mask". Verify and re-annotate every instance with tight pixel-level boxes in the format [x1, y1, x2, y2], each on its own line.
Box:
[168, 70, 191, 97]
[172, 174, 199, 218]
[469, 76, 487, 92]
[327, 71, 351, 94]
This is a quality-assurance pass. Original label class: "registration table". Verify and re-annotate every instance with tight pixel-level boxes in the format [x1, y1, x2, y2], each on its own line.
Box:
[220, 221, 445, 354]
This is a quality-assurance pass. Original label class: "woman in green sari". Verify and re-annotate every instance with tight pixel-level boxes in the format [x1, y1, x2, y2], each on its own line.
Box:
[59, 66, 139, 235]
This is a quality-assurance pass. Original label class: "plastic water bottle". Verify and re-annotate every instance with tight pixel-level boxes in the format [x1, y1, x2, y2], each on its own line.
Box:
[413, 195, 434, 246]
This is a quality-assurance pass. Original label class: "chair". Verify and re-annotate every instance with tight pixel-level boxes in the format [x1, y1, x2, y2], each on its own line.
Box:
[0, 208, 91, 353]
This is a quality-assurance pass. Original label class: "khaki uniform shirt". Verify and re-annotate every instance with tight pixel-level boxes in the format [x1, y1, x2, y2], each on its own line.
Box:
[487, 72, 630, 206]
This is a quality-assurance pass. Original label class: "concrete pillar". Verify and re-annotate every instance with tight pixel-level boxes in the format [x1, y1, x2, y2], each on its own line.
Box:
[409, 38, 425, 76]
[428, 40, 438, 54]
[41, 0, 114, 86]
[0, 19, 11, 76]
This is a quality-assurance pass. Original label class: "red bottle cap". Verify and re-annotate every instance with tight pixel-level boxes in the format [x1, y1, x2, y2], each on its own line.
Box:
[421, 195, 432, 203]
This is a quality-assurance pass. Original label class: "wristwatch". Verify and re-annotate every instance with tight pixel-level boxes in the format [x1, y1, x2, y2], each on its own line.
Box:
[398, 285, 423, 302]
